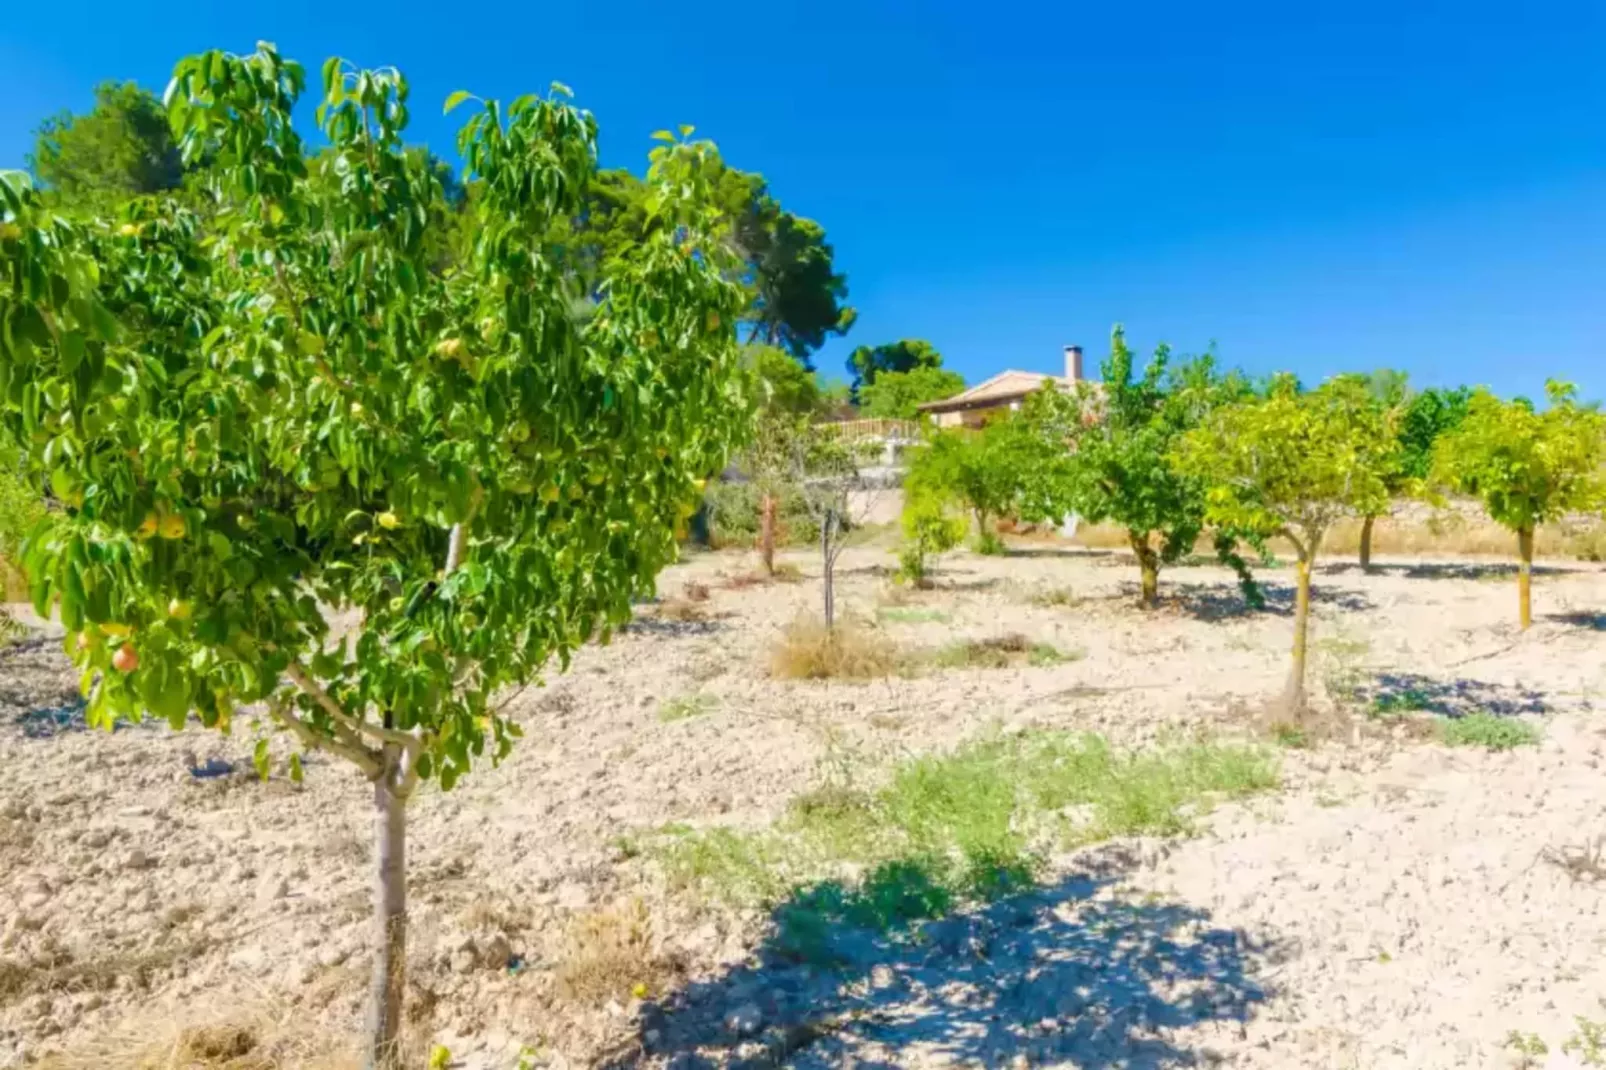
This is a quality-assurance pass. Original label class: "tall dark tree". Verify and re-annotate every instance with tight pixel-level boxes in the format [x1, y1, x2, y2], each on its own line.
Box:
[847, 338, 942, 393]
[29, 82, 184, 210]
[560, 162, 852, 367]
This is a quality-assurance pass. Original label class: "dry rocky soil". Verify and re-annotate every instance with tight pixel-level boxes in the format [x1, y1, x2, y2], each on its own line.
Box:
[2, 540, 1605, 1069]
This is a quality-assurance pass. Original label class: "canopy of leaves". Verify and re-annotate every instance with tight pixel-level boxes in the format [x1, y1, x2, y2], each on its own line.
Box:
[560, 164, 852, 365]
[745, 343, 823, 416]
[1019, 328, 1250, 555]
[0, 45, 749, 788]
[1172, 375, 1399, 555]
[847, 338, 941, 392]
[904, 421, 1032, 528]
[858, 364, 965, 419]
[1399, 385, 1472, 481]
[1430, 381, 1606, 532]
[29, 82, 185, 212]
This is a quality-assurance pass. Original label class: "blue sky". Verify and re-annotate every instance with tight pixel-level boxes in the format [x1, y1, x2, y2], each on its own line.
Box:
[4, 1, 1603, 398]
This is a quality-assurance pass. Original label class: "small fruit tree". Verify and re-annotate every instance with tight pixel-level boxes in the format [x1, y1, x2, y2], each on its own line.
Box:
[1430, 381, 1606, 629]
[1173, 375, 1397, 713]
[909, 422, 1031, 553]
[1345, 373, 1473, 570]
[0, 44, 747, 1067]
[1017, 326, 1261, 608]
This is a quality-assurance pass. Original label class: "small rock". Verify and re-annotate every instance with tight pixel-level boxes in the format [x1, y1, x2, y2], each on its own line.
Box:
[257, 876, 289, 903]
[80, 829, 111, 849]
[122, 848, 154, 871]
[316, 944, 352, 969]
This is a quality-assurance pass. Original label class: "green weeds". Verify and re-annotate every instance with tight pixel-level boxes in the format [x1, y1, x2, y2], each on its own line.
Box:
[645, 731, 1277, 945]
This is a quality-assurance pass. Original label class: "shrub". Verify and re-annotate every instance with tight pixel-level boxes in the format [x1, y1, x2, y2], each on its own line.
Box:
[702, 479, 821, 549]
[770, 615, 905, 680]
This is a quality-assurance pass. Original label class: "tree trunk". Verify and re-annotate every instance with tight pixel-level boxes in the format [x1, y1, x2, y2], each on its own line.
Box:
[1284, 556, 1313, 717]
[759, 493, 777, 576]
[821, 509, 837, 629]
[1129, 532, 1159, 608]
[365, 750, 407, 1070]
[1518, 526, 1534, 630]
[1359, 514, 1376, 571]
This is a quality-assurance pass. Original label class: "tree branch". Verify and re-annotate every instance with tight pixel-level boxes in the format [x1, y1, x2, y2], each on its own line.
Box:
[284, 662, 418, 750]
[270, 696, 382, 779]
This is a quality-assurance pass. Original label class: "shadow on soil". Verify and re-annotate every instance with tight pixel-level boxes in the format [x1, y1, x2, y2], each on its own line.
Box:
[1549, 611, 1606, 631]
[612, 850, 1279, 1069]
[1360, 672, 1549, 718]
[1158, 580, 1372, 621]
[627, 615, 731, 639]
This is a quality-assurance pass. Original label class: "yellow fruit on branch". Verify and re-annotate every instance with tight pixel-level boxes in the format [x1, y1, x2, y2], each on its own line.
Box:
[377, 511, 401, 530]
[100, 622, 133, 639]
[116, 222, 139, 238]
[136, 513, 159, 539]
[434, 337, 466, 360]
[157, 514, 187, 540]
[167, 599, 192, 620]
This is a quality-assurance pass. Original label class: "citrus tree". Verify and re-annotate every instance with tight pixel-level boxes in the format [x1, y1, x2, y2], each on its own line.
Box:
[0, 43, 748, 1067]
[1431, 382, 1606, 628]
[1344, 372, 1472, 570]
[1017, 326, 1261, 607]
[1173, 375, 1397, 713]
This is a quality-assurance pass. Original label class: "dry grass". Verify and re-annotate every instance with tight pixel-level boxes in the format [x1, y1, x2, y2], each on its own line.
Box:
[553, 898, 678, 1005]
[720, 563, 804, 590]
[30, 1000, 386, 1070]
[0, 936, 216, 1005]
[769, 615, 906, 681]
[655, 598, 707, 623]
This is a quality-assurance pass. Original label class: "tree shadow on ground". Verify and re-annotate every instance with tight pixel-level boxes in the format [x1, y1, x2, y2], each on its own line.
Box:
[1158, 580, 1372, 622]
[625, 615, 731, 639]
[608, 849, 1281, 1069]
[1002, 546, 1119, 560]
[1322, 561, 1573, 581]
[1548, 611, 1606, 631]
[1359, 672, 1549, 718]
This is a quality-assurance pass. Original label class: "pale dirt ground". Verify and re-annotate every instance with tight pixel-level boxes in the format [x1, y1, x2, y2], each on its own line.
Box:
[2, 539, 1605, 1069]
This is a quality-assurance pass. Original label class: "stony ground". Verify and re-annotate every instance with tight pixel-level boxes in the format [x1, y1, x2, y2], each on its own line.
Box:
[2, 539, 1605, 1069]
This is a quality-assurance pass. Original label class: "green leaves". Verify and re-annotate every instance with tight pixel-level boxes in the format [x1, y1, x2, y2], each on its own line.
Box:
[1173, 374, 1400, 559]
[1430, 382, 1606, 533]
[0, 47, 748, 795]
[443, 90, 474, 115]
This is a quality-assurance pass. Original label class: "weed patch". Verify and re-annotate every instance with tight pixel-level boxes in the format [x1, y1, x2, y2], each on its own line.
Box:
[876, 606, 950, 624]
[929, 633, 1077, 670]
[1030, 585, 1079, 608]
[658, 693, 719, 723]
[1439, 713, 1541, 751]
[646, 731, 1277, 936]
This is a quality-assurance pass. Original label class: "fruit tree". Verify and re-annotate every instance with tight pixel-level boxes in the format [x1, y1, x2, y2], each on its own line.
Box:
[0, 43, 748, 1067]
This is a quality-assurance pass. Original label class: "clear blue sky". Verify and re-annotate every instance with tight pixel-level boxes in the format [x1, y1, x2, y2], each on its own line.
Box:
[4, 1, 1603, 398]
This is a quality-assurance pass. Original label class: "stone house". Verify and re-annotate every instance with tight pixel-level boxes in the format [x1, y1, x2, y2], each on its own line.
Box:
[917, 344, 1085, 428]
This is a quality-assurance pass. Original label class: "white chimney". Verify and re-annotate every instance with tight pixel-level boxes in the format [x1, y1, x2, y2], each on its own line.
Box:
[1063, 344, 1083, 382]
